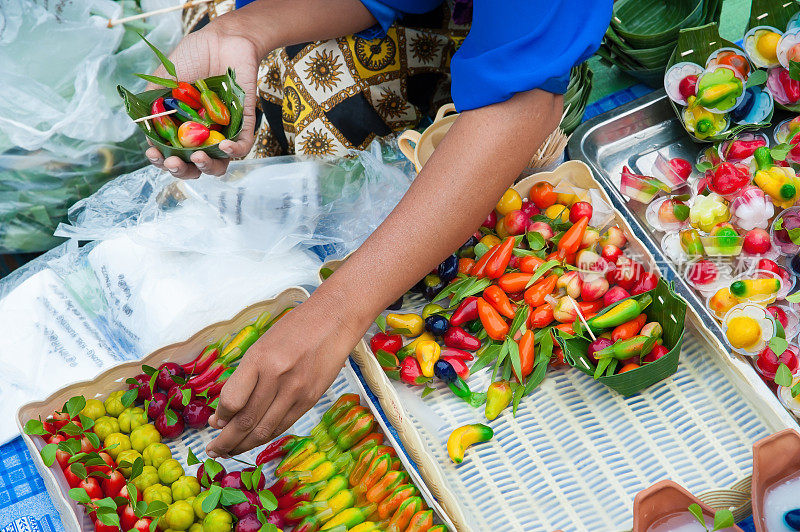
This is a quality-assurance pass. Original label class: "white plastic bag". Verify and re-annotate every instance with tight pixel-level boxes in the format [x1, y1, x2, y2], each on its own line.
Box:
[0, 0, 182, 157]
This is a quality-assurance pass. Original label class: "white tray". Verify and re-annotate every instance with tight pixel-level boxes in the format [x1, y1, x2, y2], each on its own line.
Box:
[331, 161, 799, 531]
[16, 287, 451, 531]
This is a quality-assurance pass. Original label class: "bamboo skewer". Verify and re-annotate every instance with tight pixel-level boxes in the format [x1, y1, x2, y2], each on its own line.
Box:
[568, 296, 596, 342]
[107, 0, 213, 28]
[134, 109, 178, 123]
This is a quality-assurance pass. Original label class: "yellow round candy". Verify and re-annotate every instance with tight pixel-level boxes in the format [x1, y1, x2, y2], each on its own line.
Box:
[480, 235, 501, 248]
[495, 217, 510, 239]
[544, 204, 569, 222]
[495, 189, 522, 216]
[725, 316, 761, 349]
[756, 32, 780, 62]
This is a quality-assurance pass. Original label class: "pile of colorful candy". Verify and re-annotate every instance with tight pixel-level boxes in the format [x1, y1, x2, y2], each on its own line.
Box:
[257, 394, 444, 531]
[24, 309, 294, 532]
[367, 180, 681, 459]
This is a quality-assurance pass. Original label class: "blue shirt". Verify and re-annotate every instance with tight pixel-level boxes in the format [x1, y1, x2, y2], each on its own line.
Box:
[359, 0, 612, 111]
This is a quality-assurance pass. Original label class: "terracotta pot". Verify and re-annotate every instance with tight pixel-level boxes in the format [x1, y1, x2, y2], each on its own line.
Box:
[751, 428, 800, 532]
[398, 103, 458, 172]
[632, 479, 744, 532]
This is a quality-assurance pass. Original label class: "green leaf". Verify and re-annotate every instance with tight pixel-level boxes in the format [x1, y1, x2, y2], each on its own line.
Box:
[775, 363, 793, 387]
[319, 267, 334, 280]
[492, 340, 510, 382]
[171, 375, 187, 386]
[374, 315, 387, 333]
[134, 73, 178, 88]
[144, 500, 169, 518]
[501, 357, 513, 381]
[60, 422, 83, 436]
[86, 432, 100, 450]
[375, 350, 399, 369]
[695, 161, 712, 173]
[65, 396, 86, 418]
[187, 448, 200, 466]
[131, 457, 144, 480]
[252, 465, 263, 495]
[70, 462, 88, 480]
[594, 358, 612, 380]
[525, 260, 560, 288]
[259, 524, 279, 532]
[40, 443, 57, 467]
[94, 497, 118, 509]
[790, 60, 800, 82]
[165, 408, 178, 426]
[523, 361, 548, 396]
[148, 372, 158, 398]
[508, 340, 522, 384]
[96, 509, 121, 528]
[209, 397, 220, 409]
[791, 380, 800, 398]
[435, 276, 470, 302]
[527, 232, 546, 251]
[388, 328, 414, 336]
[688, 504, 706, 529]
[202, 459, 223, 488]
[241, 468, 253, 490]
[469, 343, 501, 375]
[24, 419, 48, 436]
[745, 69, 767, 88]
[258, 489, 279, 512]
[202, 485, 223, 513]
[220, 487, 248, 506]
[508, 305, 530, 338]
[385, 369, 400, 381]
[181, 388, 192, 407]
[141, 365, 158, 376]
[451, 277, 492, 306]
[121, 388, 138, 408]
[712, 509, 734, 531]
[138, 33, 176, 78]
[78, 414, 95, 431]
[511, 383, 525, 416]
[414, 376, 431, 385]
[769, 337, 789, 358]
[421, 386, 435, 398]
[771, 143, 794, 162]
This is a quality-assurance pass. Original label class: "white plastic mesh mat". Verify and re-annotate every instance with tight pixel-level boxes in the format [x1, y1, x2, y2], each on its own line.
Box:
[388, 324, 778, 532]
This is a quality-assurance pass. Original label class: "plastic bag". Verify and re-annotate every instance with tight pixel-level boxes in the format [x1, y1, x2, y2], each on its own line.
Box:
[57, 141, 415, 260]
[0, 0, 182, 157]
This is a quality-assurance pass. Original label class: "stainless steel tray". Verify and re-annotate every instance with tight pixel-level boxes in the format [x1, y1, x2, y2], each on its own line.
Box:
[568, 89, 799, 426]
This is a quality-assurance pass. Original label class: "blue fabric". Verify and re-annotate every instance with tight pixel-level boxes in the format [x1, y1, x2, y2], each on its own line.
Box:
[359, 0, 612, 110]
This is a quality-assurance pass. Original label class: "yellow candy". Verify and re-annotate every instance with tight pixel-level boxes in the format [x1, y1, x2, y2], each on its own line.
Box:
[756, 32, 780, 62]
[544, 204, 569, 222]
[495, 189, 522, 216]
[447, 423, 494, 464]
[725, 316, 762, 349]
[708, 288, 739, 319]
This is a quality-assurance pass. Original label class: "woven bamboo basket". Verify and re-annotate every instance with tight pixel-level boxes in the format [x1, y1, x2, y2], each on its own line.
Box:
[16, 287, 451, 532]
[322, 161, 798, 531]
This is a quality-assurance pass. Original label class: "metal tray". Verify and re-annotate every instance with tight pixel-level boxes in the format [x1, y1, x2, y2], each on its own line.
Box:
[568, 89, 799, 425]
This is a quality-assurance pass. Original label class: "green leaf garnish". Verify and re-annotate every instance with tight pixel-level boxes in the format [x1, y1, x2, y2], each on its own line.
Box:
[138, 33, 176, 78]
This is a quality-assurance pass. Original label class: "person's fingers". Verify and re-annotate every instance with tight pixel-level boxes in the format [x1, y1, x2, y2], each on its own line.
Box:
[270, 401, 314, 445]
[209, 362, 259, 428]
[207, 376, 277, 458]
[146, 147, 166, 169]
[228, 395, 297, 456]
[163, 156, 201, 180]
[190, 151, 229, 176]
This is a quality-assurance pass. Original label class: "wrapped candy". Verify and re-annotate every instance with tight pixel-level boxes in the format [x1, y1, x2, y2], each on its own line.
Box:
[645, 196, 690, 232]
[706, 48, 750, 79]
[690, 193, 730, 232]
[708, 287, 740, 319]
[619, 166, 669, 203]
[753, 147, 800, 208]
[695, 66, 745, 112]
[719, 133, 768, 163]
[729, 275, 781, 304]
[706, 162, 751, 198]
[723, 303, 776, 356]
[652, 154, 692, 189]
[767, 67, 800, 105]
[731, 186, 774, 230]
[701, 222, 742, 256]
[664, 62, 703, 106]
[683, 97, 728, 140]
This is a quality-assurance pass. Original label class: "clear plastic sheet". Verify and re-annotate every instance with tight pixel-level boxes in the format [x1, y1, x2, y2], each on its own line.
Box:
[57, 141, 414, 260]
[0, 142, 414, 444]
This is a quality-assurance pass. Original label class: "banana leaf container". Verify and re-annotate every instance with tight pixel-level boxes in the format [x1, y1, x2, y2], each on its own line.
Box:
[117, 68, 244, 162]
[557, 278, 688, 396]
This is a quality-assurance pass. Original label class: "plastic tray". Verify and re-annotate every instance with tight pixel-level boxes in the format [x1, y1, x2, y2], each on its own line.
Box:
[568, 89, 800, 420]
[324, 161, 799, 531]
[16, 287, 451, 532]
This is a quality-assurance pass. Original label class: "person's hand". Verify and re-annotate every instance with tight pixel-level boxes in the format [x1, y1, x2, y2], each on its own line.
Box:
[145, 23, 260, 179]
[205, 293, 364, 457]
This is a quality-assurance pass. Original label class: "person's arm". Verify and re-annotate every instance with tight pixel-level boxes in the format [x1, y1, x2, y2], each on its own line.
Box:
[205, 87, 562, 457]
[146, 0, 377, 178]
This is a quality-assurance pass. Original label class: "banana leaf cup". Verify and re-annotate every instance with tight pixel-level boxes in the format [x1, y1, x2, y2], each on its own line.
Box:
[665, 23, 772, 142]
[117, 68, 245, 162]
[557, 279, 687, 397]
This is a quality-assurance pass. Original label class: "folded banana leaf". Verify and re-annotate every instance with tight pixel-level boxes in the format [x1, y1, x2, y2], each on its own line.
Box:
[118, 68, 244, 162]
[561, 63, 593, 135]
[612, 0, 704, 48]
